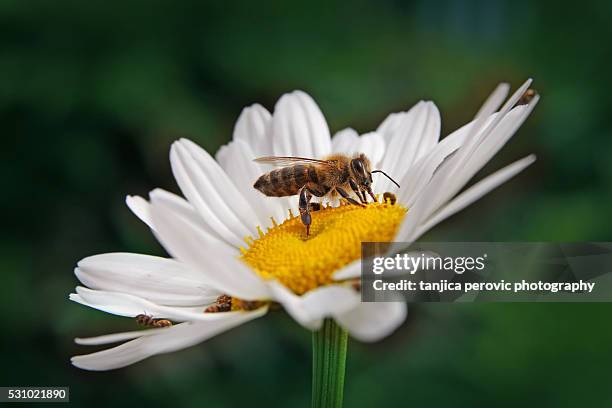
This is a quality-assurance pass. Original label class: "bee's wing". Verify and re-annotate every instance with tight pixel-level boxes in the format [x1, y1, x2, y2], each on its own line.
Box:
[253, 156, 335, 167]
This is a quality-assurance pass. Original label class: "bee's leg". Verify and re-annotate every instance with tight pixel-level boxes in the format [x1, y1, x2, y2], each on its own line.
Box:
[299, 187, 313, 236]
[336, 187, 364, 206]
[358, 187, 368, 204]
[349, 178, 367, 204]
[364, 185, 377, 202]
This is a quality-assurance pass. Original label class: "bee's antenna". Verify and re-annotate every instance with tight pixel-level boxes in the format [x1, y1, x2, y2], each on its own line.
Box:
[372, 170, 400, 188]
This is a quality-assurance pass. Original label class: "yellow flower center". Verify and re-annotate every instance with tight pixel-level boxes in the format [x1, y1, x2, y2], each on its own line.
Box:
[240, 200, 407, 295]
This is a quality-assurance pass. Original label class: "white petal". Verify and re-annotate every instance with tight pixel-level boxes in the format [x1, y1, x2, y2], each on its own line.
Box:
[173, 139, 261, 237]
[396, 112, 497, 207]
[474, 82, 510, 119]
[268, 281, 360, 330]
[464, 79, 532, 162]
[453, 82, 511, 169]
[75, 253, 220, 306]
[218, 140, 287, 227]
[217, 104, 273, 169]
[70, 287, 202, 320]
[412, 154, 536, 240]
[170, 143, 246, 247]
[460, 97, 539, 187]
[127, 189, 228, 250]
[423, 100, 537, 223]
[378, 101, 441, 193]
[149, 197, 270, 300]
[335, 301, 407, 342]
[396, 134, 462, 208]
[331, 128, 359, 153]
[71, 308, 267, 371]
[271, 90, 332, 159]
[75, 326, 172, 345]
[396, 92, 538, 242]
[148, 190, 235, 252]
[215, 143, 231, 171]
[70, 286, 265, 322]
[431, 80, 532, 210]
[376, 111, 406, 142]
[169, 147, 246, 247]
[356, 131, 386, 167]
[230, 103, 272, 157]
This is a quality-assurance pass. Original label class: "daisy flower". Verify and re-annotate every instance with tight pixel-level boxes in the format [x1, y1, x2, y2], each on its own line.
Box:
[70, 79, 538, 371]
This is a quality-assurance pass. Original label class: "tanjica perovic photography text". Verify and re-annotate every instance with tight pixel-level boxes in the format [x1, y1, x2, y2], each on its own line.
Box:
[2, 1, 612, 407]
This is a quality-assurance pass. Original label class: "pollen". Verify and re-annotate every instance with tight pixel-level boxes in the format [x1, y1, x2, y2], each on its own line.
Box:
[241, 199, 407, 295]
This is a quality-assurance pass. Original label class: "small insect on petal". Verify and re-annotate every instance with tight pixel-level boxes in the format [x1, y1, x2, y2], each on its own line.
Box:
[153, 319, 172, 328]
[135, 314, 173, 328]
[517, 88, 537, 105]
[204, 294, 232, 313]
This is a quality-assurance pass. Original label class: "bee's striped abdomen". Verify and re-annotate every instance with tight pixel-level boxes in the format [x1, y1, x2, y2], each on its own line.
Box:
[291, 164, 310, 189]
[253, 164, 313, 197]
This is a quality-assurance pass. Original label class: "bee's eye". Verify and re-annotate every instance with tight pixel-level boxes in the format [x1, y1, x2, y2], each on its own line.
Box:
[351, 159, 366, 179]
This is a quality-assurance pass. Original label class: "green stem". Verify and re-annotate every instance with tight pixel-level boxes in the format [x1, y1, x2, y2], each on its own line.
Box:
[312, 319, 348, 408]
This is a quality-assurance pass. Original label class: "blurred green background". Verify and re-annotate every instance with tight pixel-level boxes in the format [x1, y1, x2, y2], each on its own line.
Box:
[2, 0, 612, 406]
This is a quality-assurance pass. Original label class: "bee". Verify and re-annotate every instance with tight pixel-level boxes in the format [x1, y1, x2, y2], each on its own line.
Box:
[253, 153, 400, 235]
[518, 88, 537, 105]
[204, 294, 232, 313]
[135, 313, 172, 328]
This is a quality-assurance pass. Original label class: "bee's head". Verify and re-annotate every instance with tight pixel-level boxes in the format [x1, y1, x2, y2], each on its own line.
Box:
[351, 153, 401, 190]
[350, 154, 373, 187]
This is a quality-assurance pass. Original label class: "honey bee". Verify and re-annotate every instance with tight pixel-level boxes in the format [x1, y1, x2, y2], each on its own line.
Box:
[135, 314, 172, 328]
[253, 153, 400, 235]
[518, 88, 537, 105]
